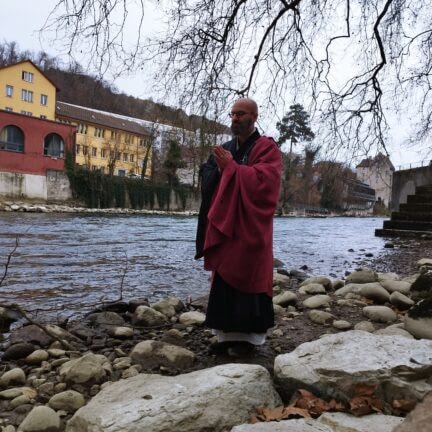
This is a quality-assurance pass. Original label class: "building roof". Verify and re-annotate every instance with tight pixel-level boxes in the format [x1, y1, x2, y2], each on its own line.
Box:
[356, 152, 395, 171]
[56, 102, 152, 136]
[0, 60, 60, 90]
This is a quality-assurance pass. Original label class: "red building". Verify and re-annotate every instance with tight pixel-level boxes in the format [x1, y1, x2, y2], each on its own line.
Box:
[0, 109, 75, 175]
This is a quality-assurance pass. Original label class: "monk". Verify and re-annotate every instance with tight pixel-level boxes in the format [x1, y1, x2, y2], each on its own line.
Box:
[195, 97, 282, 357]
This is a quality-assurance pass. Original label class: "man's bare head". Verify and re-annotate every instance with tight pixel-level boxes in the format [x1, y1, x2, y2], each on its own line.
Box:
[230, 98, 258, 139]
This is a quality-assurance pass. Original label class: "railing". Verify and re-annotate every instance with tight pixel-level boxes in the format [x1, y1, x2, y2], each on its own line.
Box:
[396, 160, 432, 171]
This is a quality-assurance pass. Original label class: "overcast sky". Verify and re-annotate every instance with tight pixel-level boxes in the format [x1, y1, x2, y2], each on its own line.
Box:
[1, 0, 428, 169]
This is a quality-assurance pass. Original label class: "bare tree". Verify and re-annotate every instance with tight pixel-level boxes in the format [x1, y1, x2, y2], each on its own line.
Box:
[43, 0, 432, 159]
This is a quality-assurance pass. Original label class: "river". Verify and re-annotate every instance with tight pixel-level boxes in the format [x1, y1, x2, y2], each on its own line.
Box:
[0, 213, 388, 319]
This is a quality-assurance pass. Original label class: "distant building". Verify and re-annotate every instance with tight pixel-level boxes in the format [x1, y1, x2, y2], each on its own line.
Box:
[356, 153, 394, 207]
[56, 102, 153, 177]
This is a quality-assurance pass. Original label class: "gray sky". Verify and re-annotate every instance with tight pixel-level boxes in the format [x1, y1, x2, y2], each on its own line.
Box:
[1, 0, 428, 169]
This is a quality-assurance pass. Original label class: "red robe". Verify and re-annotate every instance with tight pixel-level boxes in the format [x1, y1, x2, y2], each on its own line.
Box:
[203, 136, 282, 297]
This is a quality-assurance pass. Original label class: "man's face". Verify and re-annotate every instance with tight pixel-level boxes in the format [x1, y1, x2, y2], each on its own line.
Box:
[230, 101, 257, 136]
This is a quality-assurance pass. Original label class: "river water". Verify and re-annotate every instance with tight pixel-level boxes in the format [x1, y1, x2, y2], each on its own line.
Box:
[0, 213, 388, 319]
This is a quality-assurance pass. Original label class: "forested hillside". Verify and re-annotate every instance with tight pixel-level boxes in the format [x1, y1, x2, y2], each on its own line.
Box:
[0, 41, 228, 134]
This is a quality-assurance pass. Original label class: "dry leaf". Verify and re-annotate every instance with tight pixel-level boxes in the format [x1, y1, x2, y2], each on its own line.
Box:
[282, 406, 311, 419]
[392, 399, 416, 414]
[352, 383, 378, 397]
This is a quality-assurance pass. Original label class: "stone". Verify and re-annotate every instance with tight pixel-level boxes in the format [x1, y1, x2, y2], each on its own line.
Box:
[390, 291, 414, 310]
[107, 326, 134, 339]
[274, 331, 432, 404]
[380, 280, 411, 295]
[359, 284, 390, 303]
[318, 412, 403, 432]
[0, 387, 36, 400]
[377, 272, 400, 282]
[410, 272, 432, 301]
[132, 305, 168, 326]
[9, 325, 53, 347]
[0, 306, 21, 332]
[10, 395, 31, 408]
[362, 306, 397, 323]
[334, 283, 364, 297]
[345, 268, 377, 284]
[353, 321, 375, 332]
[47, 349, 66, 358]
[393, 393, 432, 432]
[273, 272, 291, 288]
[59, 353, 111, 384]
[307, 310, 334, 326]
[299, 283, 327, 295]
[300, 277, 332, 291]
[332, 320, 352, 330]
[178, 311, 206, 325]
[302, 295, 331, 309]
[18, 406, 61, 432]
[231, 419, 332, 431]
[0, 368, 26, 388]
[66, 364, 281, 432]
[272, 291, 298, 307]
[405, 299, 432, 339]
[86, 311, 125, 327]
[3, 343, 36, 360]
[331, 279, 344, 290]
[374, 324, 414, 339]
[130, 340, 195, 370]
[152, 297, 184, 318]
[25, 350, 49, 365]
[48, 390, 85, 413]
[417, 258, 432, 268]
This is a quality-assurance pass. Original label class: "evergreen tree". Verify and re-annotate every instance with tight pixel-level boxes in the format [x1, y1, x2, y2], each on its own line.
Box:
[163, 140, 186, 187]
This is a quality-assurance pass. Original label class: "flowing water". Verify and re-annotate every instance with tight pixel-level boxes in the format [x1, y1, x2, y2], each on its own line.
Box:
[0, 213, 388, 319]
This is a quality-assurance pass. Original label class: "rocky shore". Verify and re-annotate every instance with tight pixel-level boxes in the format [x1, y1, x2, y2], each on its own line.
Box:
[1, 257, 432, 431]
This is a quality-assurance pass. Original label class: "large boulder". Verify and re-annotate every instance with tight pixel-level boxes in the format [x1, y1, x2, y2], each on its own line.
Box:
[274, 331, 432, 404]
[66, 364, 281, 432]
[231, 419, 332, 431]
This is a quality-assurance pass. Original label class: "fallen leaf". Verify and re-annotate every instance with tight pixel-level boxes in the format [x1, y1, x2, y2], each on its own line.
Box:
[392, 399, 417, 414]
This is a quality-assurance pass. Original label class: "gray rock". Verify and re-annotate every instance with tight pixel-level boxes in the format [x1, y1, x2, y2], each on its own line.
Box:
[331, 279, 345, 290]
[362, 306, 397, 323]
[272, 291, 298, 307]
[334, 283, 364, 297]
[25, 350, 49, 365]
[9, 325, 53, 347]
[130, 340, 195, 370]
[86, 311, 125, 327]
[393, 392, 432, 432]
[318, 412, 403, 432]
[410, 272, 432, 301]
[377, 272, 400, 282]
[359, 284, 390, 303]
[0, 387, 36, 400]
[231, 419, 332, 431]
[417, 258, 432, 268]
[48, 390, 85, 413]
[106, 326, 134, 339]
[299, 283, 327, 295]
[307, 310, 334, 325]
[300, 277, 332, 291]
[303, 295, 331, 309]
[59, 353, 111, 384]
[66, 364, 281, 432]
[404, 299, 432, 339]
[332, 320, 352, 330]
[152, 297, 184, 318]
[18, 406, 61, 432]
[390, 291, 414, 310]
[380, 280, 411, 295]
[374, 325, 414, 339]
[10, 395, 31, 408]
[345, 268, 377, 284]
[132, 305, 168, 326]
[0, 368, 26, 388]
[178, 311, 206, 325]
[353, 321, 375, 332]
[273, 273, 291, 289]
[274, 331, 432, 403]
[3, 343, 36, 360]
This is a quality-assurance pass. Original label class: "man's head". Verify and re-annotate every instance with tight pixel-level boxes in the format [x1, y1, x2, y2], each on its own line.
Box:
[230, 98, 258, 138]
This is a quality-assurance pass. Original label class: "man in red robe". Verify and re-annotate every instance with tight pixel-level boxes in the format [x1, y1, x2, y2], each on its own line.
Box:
[195, 97, 282, 356]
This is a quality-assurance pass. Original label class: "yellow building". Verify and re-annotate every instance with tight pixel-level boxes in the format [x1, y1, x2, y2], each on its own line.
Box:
[0, 60, 57, 120]
[56, 102, 153, 177]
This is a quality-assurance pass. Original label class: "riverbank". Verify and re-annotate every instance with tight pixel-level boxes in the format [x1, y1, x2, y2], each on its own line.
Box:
[1, 253, 432, 431]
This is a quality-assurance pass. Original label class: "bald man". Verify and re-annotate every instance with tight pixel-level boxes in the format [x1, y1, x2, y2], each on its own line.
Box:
[195, 98, 282, 357]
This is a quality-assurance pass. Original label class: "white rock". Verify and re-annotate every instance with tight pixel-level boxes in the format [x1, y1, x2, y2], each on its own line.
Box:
[380, 280, 411, 295]
[18, 406, 61, 432]
[377, 272, 400, 282]
[273, 273, 291, 288]
[318, 412, 403, 432]
[152, 297, 184, 318]
[274, 331, 432, 403]
[179, 311, 206, 325]
[0, 368, 26, 388]
[300, 277, 332, 291]
[66, 364, 281, 432]
[390, 291, 414, 310]
[332, 320, 352, 330]
[231, 419, 332, 431]
[354, 321, 375, 332]
[363, 306, 397, 323]
[303, 295, 331, 309]
[359, 284, 390, 303]
[48, 390, 85, 413]
[132, 305, 168, 326]
[308, 310, 334, 325]
[345, 269, 377, 284]
[417, 258, 432, 268]
[405, 315, 432, 339]
[299, 283, 327, 295]
[272, 291, 298, 307]
[59, 353, 111, 384]
[107, 326, 134, 339]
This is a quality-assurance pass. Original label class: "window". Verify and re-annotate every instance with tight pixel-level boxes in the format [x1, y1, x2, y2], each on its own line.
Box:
[75, 144, 81, 154]
[44, 133, 65, 158]
[83, 146, 89, 156]
[20, 110, 32, 116]
[5, 85, 13, 97]
[22, 71, 34, 82]
[118, 169, 126, 177]
[40, 115, 47, 119]
[123, 153, 128, 162]
[5, 107, 13, 112]
[92, 147, 97, 157]
[130, 154, 134, 162]
[91, 165, 97, 171]
[116, 152, 121, 160]
[125, 134, 132, 144]
[94, 127, 105, 138]
[21, 89, 33, 102]
[0, 125, 24, 152]
[40, 94, 48, 106]
[78, 123, 87, 134]
[101, 149, 106, 158]
[110, 150, 115, 160]
[139, 138, 144, 146]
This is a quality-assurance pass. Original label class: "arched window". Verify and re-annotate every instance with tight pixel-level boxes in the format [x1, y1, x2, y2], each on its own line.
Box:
[0, 125, 24, 152]
[44, 133, 65, 158]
